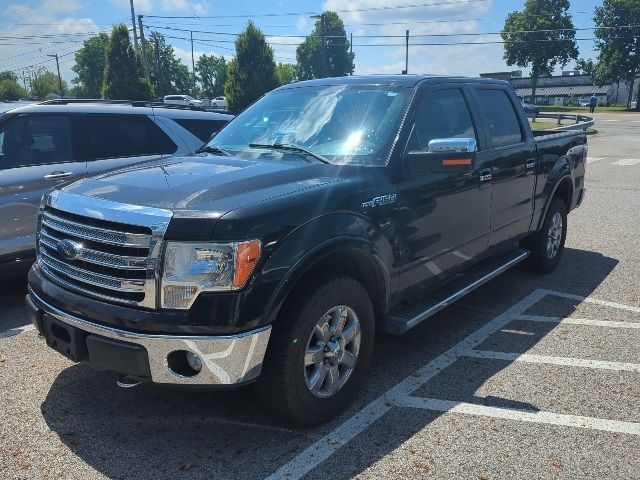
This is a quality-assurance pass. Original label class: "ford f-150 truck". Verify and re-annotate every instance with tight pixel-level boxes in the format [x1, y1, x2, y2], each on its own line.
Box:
[27, 75, 587, 425]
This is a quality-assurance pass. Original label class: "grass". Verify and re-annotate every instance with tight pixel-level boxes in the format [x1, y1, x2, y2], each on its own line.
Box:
[538, 105, 636, 113]
[528, 120, 598, 136]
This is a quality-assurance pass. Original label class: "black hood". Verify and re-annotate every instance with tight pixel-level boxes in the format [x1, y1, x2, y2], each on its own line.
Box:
[61, 155, 349, 217]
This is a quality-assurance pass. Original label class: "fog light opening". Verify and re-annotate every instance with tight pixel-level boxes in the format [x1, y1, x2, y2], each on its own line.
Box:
[166, 350, 202, 378]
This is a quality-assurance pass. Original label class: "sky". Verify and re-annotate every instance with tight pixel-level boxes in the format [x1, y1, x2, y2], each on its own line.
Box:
[0, 0, 604, 87]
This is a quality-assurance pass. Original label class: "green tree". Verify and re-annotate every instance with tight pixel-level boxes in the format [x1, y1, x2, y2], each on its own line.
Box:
[275, 62, 296, 85]
[224, 21, 278, 111]
[71, 33, 109, 98]
[592, 0, 640, 109]
[102, 24, 153, 100]
[0, 71, 26, 101]
[147, 31, 192, 97]
[576, 58, 597, 77]
[196, 54, 227, 97]
[29, 68, 67, 99]
[501, 0, 578, 101]
[296, 11, 354, 80]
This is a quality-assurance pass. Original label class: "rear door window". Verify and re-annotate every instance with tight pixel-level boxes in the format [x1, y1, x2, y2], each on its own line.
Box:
[84, 114, 177, 159]
[475, 89, 524, 148]
[174, 118, 229, 142]
[0, 114, 75, 169]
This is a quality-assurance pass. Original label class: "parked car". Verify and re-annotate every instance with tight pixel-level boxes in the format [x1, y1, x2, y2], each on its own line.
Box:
[210, 96, 227, 109]
[578, 97, 591, 107]
[521, 101, 540, 115]
[163, 94, 203, 107]
[0, 101, 232, 273]
[27, 75, 586, 425]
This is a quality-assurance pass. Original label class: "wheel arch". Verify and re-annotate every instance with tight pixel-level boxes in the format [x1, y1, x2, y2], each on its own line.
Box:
[263, 238, 390, 327]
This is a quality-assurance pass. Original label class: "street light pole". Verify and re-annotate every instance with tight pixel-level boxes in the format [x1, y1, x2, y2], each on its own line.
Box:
[47, 54, 63, 98]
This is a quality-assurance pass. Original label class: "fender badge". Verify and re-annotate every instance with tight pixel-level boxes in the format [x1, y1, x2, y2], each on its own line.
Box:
[362, 193, 397, 209]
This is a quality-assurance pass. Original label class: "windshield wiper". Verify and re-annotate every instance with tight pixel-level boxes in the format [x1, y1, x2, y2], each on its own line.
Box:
[195, 145, 233, 156]
[248, 143, 331, 164]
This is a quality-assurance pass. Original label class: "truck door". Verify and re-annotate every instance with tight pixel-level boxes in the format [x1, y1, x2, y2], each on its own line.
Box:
[472, 87, 537, 247]
[396, 86, 492, 293]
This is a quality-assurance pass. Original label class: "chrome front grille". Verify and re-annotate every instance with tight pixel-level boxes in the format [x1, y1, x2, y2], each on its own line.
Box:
[39, 207, 150, 303]
[37, 191, 173, 308]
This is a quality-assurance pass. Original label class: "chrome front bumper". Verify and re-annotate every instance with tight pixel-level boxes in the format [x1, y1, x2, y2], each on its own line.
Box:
[30, 290, 271, 386]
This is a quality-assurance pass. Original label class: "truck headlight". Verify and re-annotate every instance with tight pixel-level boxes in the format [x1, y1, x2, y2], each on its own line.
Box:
[161, 240, 261, 309]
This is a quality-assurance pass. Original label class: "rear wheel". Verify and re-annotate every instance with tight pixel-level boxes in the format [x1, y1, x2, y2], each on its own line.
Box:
[523, 198, 567, 273]
[256, 277, 375, 425]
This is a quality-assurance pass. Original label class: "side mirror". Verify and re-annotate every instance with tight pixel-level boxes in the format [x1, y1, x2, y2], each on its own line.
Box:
[427, 137, 477, 153]
[404, 137, 477, 177]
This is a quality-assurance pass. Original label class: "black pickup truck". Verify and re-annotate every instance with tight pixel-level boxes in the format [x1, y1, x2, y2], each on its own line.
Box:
[27, 75, 587, 424]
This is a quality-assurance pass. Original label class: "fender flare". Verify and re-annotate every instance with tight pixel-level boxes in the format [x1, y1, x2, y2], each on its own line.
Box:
[262, 236, 391, 326]
[536, 173, 573, 231]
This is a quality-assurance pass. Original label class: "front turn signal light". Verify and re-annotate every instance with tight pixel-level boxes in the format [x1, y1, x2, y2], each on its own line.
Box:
[233, 240, 261, 288]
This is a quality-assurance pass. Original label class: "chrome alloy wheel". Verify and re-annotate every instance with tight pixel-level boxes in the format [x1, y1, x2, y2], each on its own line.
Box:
[547, 212, 563, 260]
[304, 305, 361, 398]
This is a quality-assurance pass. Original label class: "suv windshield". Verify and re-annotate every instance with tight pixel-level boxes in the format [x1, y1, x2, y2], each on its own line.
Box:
[206, 84, 412, 166]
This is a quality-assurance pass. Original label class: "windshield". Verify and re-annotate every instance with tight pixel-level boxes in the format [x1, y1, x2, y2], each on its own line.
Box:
[206, 84, 412, 166]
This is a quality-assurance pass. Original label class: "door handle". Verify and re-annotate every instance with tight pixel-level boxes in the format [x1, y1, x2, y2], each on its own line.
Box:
[44, 172, 75, 181]
[526, 159, 536, 170]
[479, 169, 492, 182]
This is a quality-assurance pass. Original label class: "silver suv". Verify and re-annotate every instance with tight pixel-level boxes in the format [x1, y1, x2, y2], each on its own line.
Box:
[0, 101, 233, 273]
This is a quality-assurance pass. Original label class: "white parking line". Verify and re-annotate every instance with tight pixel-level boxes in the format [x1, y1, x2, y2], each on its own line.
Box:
[602, 119, 620, 122]
[515, 314, 640, 329]
[266, 290, 547, 480]
[465, 349, 640, 372]
[267, 289, 640, 479]
[586, 157, 604, 163]
[611, 158, 640, 166]
[0, 324, 34, 339]
[394, 397, 640, 436]
[539, 289, 640, 313]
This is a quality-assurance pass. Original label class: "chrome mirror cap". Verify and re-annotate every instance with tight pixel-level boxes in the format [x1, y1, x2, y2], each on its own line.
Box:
[427, 137, 477, 153]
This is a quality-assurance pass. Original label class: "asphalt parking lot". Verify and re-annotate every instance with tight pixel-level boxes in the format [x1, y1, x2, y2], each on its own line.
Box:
[1, 111, 639, 479]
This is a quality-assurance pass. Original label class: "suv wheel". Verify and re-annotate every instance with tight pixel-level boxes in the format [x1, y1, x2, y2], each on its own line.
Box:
[523, 198, 567, 273]
[256, 277, 374, 425]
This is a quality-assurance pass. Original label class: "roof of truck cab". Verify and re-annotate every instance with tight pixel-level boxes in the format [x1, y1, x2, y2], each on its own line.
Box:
[2, 103, 233, 120]
[277, 74, 511, 90]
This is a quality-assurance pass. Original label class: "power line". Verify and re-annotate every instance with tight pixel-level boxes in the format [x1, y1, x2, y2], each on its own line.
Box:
[143, 0, 489, 19]
[145, 23, 640, 40]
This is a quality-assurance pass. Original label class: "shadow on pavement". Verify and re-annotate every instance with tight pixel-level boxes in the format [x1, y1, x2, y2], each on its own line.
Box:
[40, 248, 618, 479]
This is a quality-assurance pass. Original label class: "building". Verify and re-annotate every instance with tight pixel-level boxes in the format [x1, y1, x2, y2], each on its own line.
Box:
[480, 70, 630, 106]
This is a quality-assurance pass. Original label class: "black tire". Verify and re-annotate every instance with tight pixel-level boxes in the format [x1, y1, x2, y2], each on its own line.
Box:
[523, 198, 567, 273]
[256, 277, 375, 425]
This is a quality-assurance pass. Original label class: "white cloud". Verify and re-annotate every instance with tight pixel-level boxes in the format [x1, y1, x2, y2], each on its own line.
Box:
[109, 0, 210, 14]
[319, 0, 509, 77]
[0, 0, 102, 84]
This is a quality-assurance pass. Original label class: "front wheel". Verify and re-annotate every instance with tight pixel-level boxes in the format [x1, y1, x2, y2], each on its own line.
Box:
[523, 198, 567, 273]
[256, 277, 375, 425]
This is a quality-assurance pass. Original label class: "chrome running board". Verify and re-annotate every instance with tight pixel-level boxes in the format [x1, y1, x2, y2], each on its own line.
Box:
[381, 249, 529, 335]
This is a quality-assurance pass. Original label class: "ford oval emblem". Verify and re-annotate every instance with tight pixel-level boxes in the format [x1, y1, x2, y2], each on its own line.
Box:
[56, 239, 81, 260]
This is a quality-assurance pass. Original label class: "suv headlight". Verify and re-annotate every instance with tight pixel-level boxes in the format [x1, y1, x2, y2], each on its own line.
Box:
[161, 240, 261, 309]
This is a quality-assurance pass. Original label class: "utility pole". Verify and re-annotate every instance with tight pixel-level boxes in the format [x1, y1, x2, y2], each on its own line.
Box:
[403, 30, 409, 75]
[190, 30, 196, 96]
[129, 0, 139, 49]
[137, 15, 151, 84]
[154, 34, 161, 94]
[47, 54, 63, 98]
[350, 32, 353, 75]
